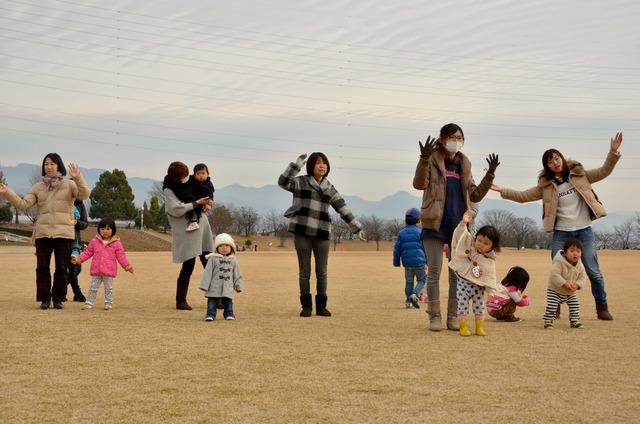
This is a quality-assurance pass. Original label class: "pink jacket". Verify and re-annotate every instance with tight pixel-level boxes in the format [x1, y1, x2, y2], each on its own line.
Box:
[78, 236, 130, 277]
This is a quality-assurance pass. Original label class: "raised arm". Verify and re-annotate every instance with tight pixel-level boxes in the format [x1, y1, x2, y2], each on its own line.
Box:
[0, 183, 38, 211]
[278, 154, 306, 192]
[584, 133, 622, 184]
[492, 184, 543, 204]
[412, 136, 437, 190]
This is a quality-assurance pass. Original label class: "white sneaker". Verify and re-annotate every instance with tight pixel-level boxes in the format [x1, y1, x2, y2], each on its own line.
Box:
[104, 304, 112, 310]
[82, 303, 93, 310]
[225, 316, 235, 320]
[405, 302, 413, 309]
[205, 316, 214, 321]
[186, 221, 200, 232]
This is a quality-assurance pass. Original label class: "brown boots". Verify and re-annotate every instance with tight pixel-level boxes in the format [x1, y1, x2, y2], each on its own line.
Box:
[596, 303, 613, 320]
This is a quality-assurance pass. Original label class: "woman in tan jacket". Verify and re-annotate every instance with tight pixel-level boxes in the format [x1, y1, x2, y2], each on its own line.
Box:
[492, 132, 623, 320]
[413, 123, 499, 331]
[0, 153, 91, 309]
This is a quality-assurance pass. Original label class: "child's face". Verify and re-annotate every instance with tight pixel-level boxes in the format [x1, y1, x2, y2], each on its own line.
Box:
[194, 169, 209, 182]
[217, 244, 232, 256]
[99, 225, 113, 240]
[475, 234, 494, 254]
[565, 245, 582, 265]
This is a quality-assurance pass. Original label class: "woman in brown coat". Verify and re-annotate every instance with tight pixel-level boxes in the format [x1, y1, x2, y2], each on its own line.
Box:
[413, 123, 499, 331]
[0, 153, 91, 309]
[491, 132, 623, 320]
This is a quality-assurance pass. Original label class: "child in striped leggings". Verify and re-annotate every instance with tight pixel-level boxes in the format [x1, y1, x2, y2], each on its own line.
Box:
[543, 238, 586, 329]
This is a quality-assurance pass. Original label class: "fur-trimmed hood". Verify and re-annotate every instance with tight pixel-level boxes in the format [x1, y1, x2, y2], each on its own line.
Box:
[537, 159, 585, 187]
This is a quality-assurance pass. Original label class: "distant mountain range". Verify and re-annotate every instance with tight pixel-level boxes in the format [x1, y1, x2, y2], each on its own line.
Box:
[2, 163, 634, 231]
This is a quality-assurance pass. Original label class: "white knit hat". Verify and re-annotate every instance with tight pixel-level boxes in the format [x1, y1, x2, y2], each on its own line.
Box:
[214, 233, 236, 253]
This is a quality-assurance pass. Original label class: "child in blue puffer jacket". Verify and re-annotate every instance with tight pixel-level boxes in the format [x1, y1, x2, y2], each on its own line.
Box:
[393, 208, 428, 309]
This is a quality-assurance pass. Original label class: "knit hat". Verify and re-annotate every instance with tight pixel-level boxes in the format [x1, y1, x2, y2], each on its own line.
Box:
[214, 233, 236, 253]
[405, 208, 420, 225]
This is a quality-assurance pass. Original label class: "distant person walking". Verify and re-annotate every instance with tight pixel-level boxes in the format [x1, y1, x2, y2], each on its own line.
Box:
[279, 152, 365, 317]
[491, 132, 623, 320]
[0, 153, 90, 309]
[162, 161, 214, 310]
[413, 123, 499, 331]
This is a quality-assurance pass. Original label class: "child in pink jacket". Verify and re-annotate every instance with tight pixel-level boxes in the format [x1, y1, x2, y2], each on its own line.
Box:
[71, 218, 133, 310]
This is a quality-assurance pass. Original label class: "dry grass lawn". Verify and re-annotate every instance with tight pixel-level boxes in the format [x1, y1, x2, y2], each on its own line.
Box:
[1, 247, 639, 423]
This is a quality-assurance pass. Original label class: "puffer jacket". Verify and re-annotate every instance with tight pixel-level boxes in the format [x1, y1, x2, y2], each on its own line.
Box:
[2, 174, 90, 239]
[393, 225, 427, 267]
[500, 150, 620, 232]
[548, 251, 587, 295]
[412, 150, 494, 231]
[78, 235, 130, 277]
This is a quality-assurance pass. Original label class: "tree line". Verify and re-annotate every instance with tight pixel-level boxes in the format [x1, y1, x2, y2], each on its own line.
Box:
[1, 168, 639, 250]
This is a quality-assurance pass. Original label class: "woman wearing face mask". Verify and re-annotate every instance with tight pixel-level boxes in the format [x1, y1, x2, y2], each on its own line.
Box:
[163, 162, 214, 310]
[413, 123, 500, 331]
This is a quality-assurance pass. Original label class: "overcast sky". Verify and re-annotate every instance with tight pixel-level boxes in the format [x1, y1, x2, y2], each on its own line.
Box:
[1, 0, 639, 211]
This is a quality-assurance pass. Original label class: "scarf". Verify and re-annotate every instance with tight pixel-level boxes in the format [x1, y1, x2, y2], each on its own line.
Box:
[42, 173, 64, 191]
[162, 175, 196, 203]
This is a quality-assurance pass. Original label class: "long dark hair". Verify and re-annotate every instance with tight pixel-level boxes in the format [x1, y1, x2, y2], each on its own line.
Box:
[542, 149, 569, 181]
[306, 152, 330, 178]
[42, 153, 66, 176]
[501, 266, 529, 291]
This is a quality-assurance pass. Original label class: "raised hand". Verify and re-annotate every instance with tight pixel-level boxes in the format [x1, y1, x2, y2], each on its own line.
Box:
[295, 154, 308, 168]
[418, 136, 438, 158]
[490, 183, 503, 193]
[0, 183, 7, 193]
[462, 210, 473, 224]
[358, 230, 367, 242]
[610, 132, 623, 151]
[68, 163, 80, 178]
[486, 153, 500, 174]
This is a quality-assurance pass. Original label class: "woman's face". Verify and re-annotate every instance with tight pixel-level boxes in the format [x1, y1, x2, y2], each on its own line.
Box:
[313, 157, 328, 181]
[43, 157, 59, 177]
[546, 153, 564, 176]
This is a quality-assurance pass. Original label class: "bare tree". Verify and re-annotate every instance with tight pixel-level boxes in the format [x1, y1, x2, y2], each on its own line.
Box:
[511, 217, 539, 249]
[360, 215, 386, 251]
[264, 209, 290, 247]
[207, 204, 235, 235]
[613, 219, 635, 249]
[594, 231, 616, 250]
[384, 218, 404, 242]
[330, 212, 351, 251]
[148, 180, 165, 205]
[234, 206, 260, 237]
[478, 209, 517, 247]
[0, 168, 6, 206]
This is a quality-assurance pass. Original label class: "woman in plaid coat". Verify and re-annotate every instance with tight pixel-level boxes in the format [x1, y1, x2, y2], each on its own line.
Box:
[279, 152, 365, 317]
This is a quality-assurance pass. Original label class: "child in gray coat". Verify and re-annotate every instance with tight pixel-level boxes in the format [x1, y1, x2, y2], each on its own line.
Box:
[199, 233, 243, 321]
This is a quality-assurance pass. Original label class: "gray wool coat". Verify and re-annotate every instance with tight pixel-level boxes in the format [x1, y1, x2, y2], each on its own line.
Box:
[164, 188, 214, 264]
[199, 253, 243, 299]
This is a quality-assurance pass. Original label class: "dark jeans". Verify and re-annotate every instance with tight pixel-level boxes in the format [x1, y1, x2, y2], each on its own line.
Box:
[176, 252, 209, 302]
[34, 238, 72, 302]
[294, 234, 330, 296]
[206, 297, 233, 318]
[67, 263, 82, 295]
[551, 227, 607, 305]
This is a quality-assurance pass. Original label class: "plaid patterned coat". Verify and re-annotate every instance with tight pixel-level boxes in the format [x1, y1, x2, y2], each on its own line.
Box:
[278, 161, 362, 240]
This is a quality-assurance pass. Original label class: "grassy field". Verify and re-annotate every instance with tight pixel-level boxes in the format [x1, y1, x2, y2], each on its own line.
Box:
[1, 248, 638, 423]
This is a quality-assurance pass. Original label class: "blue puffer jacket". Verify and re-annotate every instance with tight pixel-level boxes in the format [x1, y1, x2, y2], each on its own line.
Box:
[393, 225, 427, 267]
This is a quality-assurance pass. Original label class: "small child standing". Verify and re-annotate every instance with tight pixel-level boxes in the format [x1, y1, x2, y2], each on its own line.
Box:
[67, 199, 88, 302]
[393, 208, 427, 309]
[185, 163, 215, 232]
[199, 233, 243, 321]
[486, 266, 530, 322]
[71, 218, 133, 310]
[449, 210, 500, 336]
[543, 238, 586, 329]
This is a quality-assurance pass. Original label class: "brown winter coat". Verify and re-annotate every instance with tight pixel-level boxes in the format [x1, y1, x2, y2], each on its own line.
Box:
[2, 174, 91, 239]
[549, 250, 587, 295]
[412, 150, 494, 231]
[500, 150, 620, 232]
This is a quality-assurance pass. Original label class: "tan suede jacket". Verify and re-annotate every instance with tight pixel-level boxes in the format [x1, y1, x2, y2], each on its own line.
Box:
[412, 150, 494, 231]
[500, 150, 620, 232]
[3, 174, 91, 239]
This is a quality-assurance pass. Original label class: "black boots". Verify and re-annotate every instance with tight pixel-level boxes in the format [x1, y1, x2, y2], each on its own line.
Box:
[300, 294, 312, 317]
[315, 295, 331, 317]
[175, 276, 192, 310]
[40, 300, 50, 310]
[596, 303, 613, 320]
